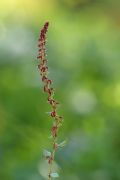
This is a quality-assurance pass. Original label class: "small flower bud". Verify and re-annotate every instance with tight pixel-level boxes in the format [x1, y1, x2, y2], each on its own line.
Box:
[37, 55, 42, 59]
[47, 79, 52, 85]
[48, 155, 53, 164]
[53, 143, 58, 150]
[42, 76, 47, 82]
[51, 111, 56, 117]
[44, 85, 48, 92]
[51, 126, 58, 137]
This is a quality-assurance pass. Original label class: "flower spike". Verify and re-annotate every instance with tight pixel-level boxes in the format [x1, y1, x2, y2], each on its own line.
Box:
[37, 22, 65, 180]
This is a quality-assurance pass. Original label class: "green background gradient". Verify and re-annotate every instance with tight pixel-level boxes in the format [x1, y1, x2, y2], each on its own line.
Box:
[0, 0, 120, 179]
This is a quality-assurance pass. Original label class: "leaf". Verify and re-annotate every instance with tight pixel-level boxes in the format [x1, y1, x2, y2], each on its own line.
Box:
[43, 150, 51, 157]
[58, 140, 66, 148]
[50, 172, 59, 178]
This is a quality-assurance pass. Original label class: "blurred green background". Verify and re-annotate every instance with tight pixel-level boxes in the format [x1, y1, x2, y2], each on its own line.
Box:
[0, 0, 120, 179]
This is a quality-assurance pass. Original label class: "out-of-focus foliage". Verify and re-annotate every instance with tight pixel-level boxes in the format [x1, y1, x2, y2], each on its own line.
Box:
[0, 0, 120, 179]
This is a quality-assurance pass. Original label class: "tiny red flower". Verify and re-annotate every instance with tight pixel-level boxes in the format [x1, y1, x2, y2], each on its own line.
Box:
[51, 111, 56, 117]
[44, 85, 48, 92]
[48, 155, 53, 164]
[41, 76, 47, 83]
[53, 143, 58, 150]
[51, 126, 57, 137]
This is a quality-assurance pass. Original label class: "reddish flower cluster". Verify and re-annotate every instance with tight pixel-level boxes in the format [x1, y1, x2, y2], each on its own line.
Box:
[37, 22, 64, 179]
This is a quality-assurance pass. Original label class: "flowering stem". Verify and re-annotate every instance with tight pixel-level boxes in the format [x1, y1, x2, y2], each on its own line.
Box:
[37, 22, 64, 179]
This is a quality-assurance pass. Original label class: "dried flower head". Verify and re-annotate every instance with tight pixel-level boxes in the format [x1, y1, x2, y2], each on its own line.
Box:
[37, 22, 65, 179]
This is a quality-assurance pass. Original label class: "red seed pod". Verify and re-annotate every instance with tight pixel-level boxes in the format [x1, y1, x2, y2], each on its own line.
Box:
[41, 31, 45, 37]
[41, 66, 48, 72]
[44, 24, 49, 33]
[51, 111, 56, 117]
[44, 22, 49, 29]
[38, 64, 45, 70]
[43, 59, 47, 64]
[51, 126, 57, 137]
[53, 143, 58, 150]
[48, 98, 55, 105]
[38, 42, 42, 46]
[47, 96, 52, 101]
[41, 35, 45, 40]
[48, 155, 53, 164]
[47, 79, 52, 85]
[49, 88, 54, 94]
[37, 55, 42, 59]
[47, 88, 52, 96]
[42, 76, 47, 82]
[39, 40, 45, 46]
[44, 85, 48, 92]
[39, 48, 46, 52]
[38, 44, 40, 47]
[49, 100, 53, 105]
